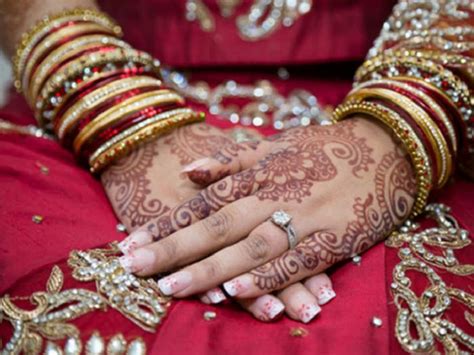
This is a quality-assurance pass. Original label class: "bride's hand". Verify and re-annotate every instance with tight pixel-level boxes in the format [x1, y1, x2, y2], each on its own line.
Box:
[119, 117, 415, 322]
[102, 122, 334, 323]
[119, 118, 416, 310]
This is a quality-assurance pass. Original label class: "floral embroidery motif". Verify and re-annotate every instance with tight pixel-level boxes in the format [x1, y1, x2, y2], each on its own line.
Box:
[387, 203, 474, 354]
[0, 244, 169, 354]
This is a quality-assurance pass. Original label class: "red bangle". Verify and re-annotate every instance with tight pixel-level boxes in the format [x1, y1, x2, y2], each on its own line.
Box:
[29, 32, 116, 86]
[363, 82, 457, 159]
[367, 97, 439, 185]
[42, 62, 155, 125]
[80, 102, 184, 162]
[24, 21, 80, 70]
[34, 46, 118, 106]
[395, 78, 468, 157]
[60, 85, 160, 147]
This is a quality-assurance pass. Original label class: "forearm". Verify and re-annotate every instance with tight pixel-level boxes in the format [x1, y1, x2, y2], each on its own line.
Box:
[0, 0, 98, 57]
[336, 1, 474, 217]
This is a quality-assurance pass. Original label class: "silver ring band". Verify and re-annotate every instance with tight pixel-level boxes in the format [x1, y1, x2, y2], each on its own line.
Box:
[270, 210, 298, 249]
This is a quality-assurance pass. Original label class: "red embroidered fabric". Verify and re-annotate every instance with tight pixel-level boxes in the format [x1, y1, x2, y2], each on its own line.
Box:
[1, 1, 473, 353]
[98, 0, 396, 67]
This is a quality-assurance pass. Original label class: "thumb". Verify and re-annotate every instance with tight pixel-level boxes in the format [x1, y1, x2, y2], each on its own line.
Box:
[182, 140, 270, 185]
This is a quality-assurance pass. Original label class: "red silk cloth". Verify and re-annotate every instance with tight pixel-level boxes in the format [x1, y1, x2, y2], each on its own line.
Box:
[98, 0, 396, 67]
[1, 0, 473, 353]
[1, 72, 473, 354]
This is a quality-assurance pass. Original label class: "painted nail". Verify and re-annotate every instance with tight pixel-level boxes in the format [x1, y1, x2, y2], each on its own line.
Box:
[317, 286, 336, 305]
[118, 248, 155, 273]
[255, 295, 285, 320]
[298, 303, 321, 323]
[118, 230, 152, 255]
[223, 277, 249, 297]
[200, 295, 211, 304]
[158, 271, 192, 295]
[206, 288, 227, 304]
[181, 158, 211, 173]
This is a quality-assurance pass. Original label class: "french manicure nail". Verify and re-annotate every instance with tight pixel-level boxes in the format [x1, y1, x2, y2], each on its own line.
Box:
[317, 286, 336, 305]
[223, 277, 249, 297]
[298, 303, 321, 323]
[158, 271, 192, 295]
[181, 158, 211, 173]
[200, 295, 211, 304]
[118, 248, 155, 273]
[256, 295, 285, 320]
[206, 288, 227, 304]
[118, 230, 152, 255]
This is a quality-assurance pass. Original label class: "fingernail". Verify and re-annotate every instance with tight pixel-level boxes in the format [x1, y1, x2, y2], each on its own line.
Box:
[317, 286, 336, 305]
[181, 158, 211, 173]
[206, 288, 227, 304]
[255, 295, 285, 320]
[223, 277, 250, 297]
[298, 303, 321, 323]
[200, 295, 211, 304]
[158, 271, 192, 295]
[118, 248, 155, 273]
[118, 230, 152, 255]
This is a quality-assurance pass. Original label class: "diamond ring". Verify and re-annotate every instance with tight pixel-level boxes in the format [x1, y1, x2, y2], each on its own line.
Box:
[270, 210, 298, 249]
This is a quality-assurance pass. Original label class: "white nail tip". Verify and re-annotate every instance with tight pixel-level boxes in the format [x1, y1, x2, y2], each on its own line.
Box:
[318, 288, 336, 305]
[267, 301, 285, 319]
[222, 281, 238, 296]
[207, 289, 226, 304]
[118, 256, 133, 273]
[158, 278, 174, 296]
[118, 230, 152, 255]
[300, 304, 321, 323]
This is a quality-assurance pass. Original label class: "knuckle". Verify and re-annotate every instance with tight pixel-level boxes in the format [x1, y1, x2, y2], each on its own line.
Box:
[243, 233, 272, 262]
[160, 237, 178, 262]
[202, 209, 234, 243]
[200, 259, 223, 280]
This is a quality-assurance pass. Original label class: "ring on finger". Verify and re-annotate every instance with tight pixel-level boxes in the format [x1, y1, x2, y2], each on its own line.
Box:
[270, 210, 297, 249]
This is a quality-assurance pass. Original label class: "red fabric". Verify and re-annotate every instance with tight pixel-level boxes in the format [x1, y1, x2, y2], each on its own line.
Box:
[1, 1, 473, 353]
[2, 72, 473, 354]
[98, 0, 395, 67]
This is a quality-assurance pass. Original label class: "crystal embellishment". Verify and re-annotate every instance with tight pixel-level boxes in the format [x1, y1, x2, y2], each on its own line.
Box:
[271, 210, 292, 227]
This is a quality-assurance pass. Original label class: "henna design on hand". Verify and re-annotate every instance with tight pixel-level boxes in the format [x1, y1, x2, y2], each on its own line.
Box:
[164, 123, 259, 165]
[164, 124, 232, 165]
[147, 169, 259, 239]
[253, 123, 374, 203]
[250, 146, 416, 290]
[146, 122, 375, 238]
[101, 141, 170, 229]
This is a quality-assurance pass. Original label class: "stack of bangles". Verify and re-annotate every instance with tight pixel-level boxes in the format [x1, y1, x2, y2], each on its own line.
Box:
[13, 8, 204, 173]
[333, 49, 473, 217]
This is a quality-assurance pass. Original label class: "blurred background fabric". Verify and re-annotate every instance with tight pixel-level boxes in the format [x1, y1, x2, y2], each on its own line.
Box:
[0, 51, 11, 107]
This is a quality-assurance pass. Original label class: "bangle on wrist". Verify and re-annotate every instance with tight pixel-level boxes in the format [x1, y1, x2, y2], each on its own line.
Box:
[333, 99, 431, 217]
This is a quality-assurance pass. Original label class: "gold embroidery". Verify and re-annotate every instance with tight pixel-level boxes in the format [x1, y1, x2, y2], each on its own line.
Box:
[185, 0, 313, 40]
[387, 203, 474, 354]
[0, 244, 168, 354]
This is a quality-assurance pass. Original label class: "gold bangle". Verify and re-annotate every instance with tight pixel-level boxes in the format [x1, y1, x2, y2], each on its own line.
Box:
[22, 22, 119, 97]
[57, 76, 162, 140]
[355, 54, 471, 123]
[354, 79, 458, 156]
[73, 90, 184, 153]
[348, 87, 452, 188]
[385, 49, 474, 71]
[332, 100, 431, 217]
[27, 35, 130, 105]
[36, 48, 161, 126]
[13, 8, 122, 91]
[90, 110, 206, 173]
